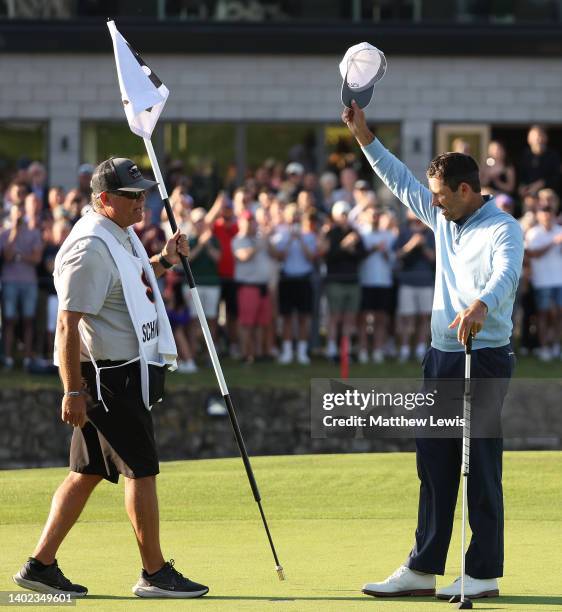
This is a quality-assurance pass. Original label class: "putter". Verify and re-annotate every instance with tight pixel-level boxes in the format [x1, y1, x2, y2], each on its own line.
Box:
[450, 334, 473, 609]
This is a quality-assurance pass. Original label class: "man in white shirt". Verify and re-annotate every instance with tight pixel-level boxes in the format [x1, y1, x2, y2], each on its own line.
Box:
[357, 206, 396, 363]
[333, 167, 358, 206]
[525, 202, 562, 361]
[271, 206, 319, 365]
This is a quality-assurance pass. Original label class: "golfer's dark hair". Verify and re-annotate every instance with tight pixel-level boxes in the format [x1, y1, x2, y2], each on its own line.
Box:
[427, 152, 481, 193]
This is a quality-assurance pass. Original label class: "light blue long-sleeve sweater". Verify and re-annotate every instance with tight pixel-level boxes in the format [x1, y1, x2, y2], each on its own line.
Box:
[362, 139, 524, 352]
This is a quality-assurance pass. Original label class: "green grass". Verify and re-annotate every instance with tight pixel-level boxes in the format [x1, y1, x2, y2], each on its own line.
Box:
[1, 453, 561, 610]
[1, 354, 561, 391]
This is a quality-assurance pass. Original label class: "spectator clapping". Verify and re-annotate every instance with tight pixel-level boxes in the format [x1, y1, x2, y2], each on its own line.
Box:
[1, 123, 562, 371]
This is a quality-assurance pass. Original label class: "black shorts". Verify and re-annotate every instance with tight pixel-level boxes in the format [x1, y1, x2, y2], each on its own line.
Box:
[360, 286, 394, 314]
[279, 275, 312, 315]
[70, 360, 159, 484]
[220, 278, 238, 317]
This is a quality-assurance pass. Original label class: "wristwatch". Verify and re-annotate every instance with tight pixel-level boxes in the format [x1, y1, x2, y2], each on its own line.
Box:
[64, 391, 83, 398]
[159, 253, 174, 269]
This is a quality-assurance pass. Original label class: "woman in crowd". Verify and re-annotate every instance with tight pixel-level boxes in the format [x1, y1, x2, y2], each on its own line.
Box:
[480, 140, 516, 196]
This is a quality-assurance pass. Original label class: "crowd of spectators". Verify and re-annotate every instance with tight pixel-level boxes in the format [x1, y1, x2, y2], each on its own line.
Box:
[1, 124, 562, 372]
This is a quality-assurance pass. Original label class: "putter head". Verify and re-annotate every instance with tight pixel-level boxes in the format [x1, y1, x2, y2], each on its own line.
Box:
[276, 565, 286, 581]
[449, 595, 473, 609]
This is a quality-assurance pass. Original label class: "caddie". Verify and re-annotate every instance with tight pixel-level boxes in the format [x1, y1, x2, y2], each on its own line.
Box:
[13, 158, 209, 599]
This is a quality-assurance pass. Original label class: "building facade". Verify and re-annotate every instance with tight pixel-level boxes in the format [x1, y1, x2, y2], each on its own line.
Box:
[1, 1, 562, 192]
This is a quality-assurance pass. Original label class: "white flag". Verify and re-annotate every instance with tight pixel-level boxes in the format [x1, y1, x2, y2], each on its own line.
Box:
[107, 20, 169, 139]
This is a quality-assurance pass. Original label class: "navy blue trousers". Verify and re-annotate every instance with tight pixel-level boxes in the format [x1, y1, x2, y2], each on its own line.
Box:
[406, 345, 514, 579]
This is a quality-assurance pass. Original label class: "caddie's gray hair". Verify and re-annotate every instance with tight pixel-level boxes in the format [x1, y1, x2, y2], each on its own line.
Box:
[91, 192, 103, 211]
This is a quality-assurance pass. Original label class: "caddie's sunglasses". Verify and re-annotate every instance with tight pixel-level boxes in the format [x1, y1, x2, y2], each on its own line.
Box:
[108, 190, 145, 200]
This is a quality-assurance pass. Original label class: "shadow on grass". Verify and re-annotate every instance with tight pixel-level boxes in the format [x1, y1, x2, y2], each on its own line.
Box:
[383, 595, 562, 607]
[496, 595, 562, 606]
[205, 596, 369, 602]
[85, 595, 138, 600]
[81, 594, 562, 605]
[85, 595, 371, 602]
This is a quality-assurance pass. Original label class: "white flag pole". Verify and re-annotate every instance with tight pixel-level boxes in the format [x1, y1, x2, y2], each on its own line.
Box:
[143, 138, 227, 396]
[107, 19, 284, 578]
[143, 138, 285, 581]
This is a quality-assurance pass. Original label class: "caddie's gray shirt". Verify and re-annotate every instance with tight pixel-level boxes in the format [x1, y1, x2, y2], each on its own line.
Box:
[57, 212, 138, 361]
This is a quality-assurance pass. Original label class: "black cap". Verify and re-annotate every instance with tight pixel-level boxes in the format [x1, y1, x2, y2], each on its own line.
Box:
[90, 158, 158, 194]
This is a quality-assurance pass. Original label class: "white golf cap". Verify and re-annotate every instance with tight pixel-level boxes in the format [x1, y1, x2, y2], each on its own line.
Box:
[339, 42, 387, 109]
[331, 200, 352, 217]
[191, 207, 207, 223]
[286, 161, 305, 176]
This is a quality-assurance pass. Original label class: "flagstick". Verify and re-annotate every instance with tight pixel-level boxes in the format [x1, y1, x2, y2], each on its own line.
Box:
[143, 138, 285, 581]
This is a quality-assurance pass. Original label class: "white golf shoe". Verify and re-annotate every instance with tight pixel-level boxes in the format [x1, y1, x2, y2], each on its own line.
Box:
[358, 349, 369, 364]
[362, 565, 436, 597]
[177, 360, 198, 374]
[296, 341, 310, 365]
[436, 575, 499, 600]
[398, 345, 410, 363]
[278, 350, 293, 365]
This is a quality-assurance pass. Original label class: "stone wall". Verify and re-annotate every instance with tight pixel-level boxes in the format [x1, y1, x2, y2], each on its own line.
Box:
[0, 386, 415, 469]
[0, 386, 559, 469]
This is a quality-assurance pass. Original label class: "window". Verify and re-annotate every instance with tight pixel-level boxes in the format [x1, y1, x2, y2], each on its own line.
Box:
[246, 123, 318, 171]
[163, 122, 236, 206]
[0, 120, 47, 185]
[82, 121, 236, 206]
[1, 0, 560, 23]
[80, 120, 402, 202]
[163, 122, 236, 176]
[491, 124, 562, 167]
[81, 122, 147, 167]
[435, 123, 491, 164]
[324, 122, 401, 182]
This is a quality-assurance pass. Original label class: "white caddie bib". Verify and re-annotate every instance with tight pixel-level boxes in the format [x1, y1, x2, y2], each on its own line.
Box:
[54, 214, 177, 411]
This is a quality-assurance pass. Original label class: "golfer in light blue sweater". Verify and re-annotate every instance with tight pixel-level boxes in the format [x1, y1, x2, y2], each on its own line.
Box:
[362, 140, 523, 353]
[343, 101, 523, 601]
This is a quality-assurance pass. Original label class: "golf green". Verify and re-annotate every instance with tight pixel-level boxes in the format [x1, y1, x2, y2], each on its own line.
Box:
[1, 453, 561, 611]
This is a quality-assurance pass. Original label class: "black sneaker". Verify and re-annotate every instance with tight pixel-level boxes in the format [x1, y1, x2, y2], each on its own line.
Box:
[13, 558, 88, 597]
[132, 559, 209, 598]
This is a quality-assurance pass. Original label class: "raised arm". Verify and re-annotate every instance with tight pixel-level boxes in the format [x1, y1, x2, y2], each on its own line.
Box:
[342, 100, 437, 230]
